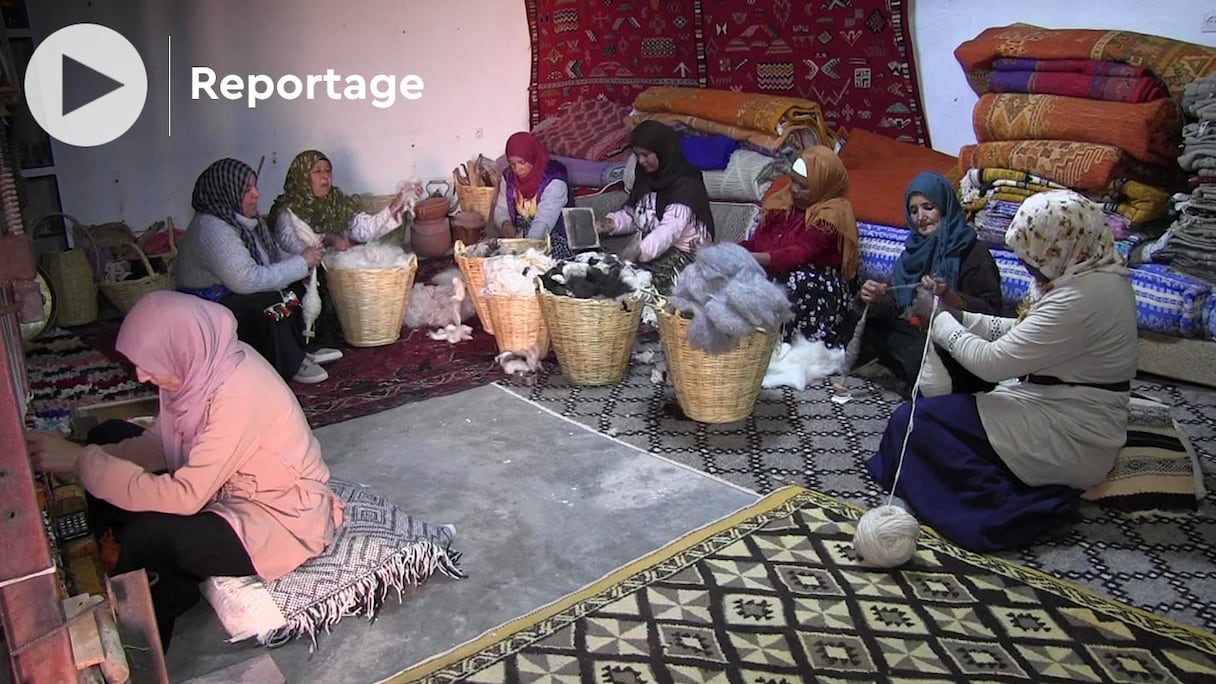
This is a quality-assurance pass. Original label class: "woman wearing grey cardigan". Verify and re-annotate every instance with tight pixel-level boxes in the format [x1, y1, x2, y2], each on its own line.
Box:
[175, 158, 330, 384]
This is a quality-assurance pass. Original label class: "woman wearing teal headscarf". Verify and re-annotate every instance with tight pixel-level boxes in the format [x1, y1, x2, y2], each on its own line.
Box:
[854, 172, 1002, 394]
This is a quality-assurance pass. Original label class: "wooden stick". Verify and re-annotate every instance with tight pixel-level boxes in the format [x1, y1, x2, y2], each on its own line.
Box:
[95, 607, 130, 684]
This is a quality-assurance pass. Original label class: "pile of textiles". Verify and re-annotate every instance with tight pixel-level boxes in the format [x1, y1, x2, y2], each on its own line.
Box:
[953, 24, 1215, 234]
[627, 87, 836, 161]
[526, 99, 634, 192]
[1136, 73, 1216, 283]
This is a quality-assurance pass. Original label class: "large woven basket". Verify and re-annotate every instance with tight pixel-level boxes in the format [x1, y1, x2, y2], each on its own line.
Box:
[485, 289, 549, 358]
[326, 253, 418, 347]
[453, 236, 550, 335]
[34, 214, 97, 326]
[94, 224, 176, 313]
[538, 288, 641, 385]
[453, 175, 497, 224]
[657, 309, 779, 424]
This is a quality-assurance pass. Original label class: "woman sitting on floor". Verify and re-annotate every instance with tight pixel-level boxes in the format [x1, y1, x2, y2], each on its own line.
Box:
[741, 145, 859, 346]
[490, 131, 576, 259]
[854, 171, 1002, 394]
[867, 190, 1138, 552]
[267, 149, 410, 360]
[175, 157, 330, 384]
[24, 291, 342, 649]
[596, 120, 715, 294]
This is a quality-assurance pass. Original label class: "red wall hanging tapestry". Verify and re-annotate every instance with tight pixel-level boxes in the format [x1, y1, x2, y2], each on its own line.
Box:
[525, 0, 930, 146]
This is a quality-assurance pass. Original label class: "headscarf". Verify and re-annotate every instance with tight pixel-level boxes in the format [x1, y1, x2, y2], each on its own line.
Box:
[627, 121, 716, 239]
[760, 145, 859, 280]
[115, 291, 246, 471]
[191, 158, 280, 265]
[267, 150, 360, 236]
[1005, 189, 1126, 298]
[504, 132, 550, 201]
[891, 172, 976, 310]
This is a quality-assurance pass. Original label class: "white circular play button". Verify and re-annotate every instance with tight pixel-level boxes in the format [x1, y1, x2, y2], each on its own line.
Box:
[24, 23, 148, 147]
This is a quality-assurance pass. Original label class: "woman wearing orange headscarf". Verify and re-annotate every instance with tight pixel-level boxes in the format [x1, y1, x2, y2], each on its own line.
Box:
[741, 146, 859, 345]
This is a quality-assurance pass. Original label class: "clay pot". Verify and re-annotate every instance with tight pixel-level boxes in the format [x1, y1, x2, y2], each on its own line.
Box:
[415, 196, 449, 222]
[411, 216, 452, 258]
[451, 211, 485, 246]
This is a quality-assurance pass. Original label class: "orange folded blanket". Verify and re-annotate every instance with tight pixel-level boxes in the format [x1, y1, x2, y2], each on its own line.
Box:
[957, 140, 1180, 193]
[973, 93, 1183, 166]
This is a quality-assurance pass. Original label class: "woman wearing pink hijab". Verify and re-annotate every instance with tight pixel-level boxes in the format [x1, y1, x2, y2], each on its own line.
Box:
[25, 291, 341, 650]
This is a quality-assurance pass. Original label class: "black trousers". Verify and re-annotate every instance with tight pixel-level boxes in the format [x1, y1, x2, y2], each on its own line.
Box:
[218, 277, 338, 380]
[86, 420, 257, 651]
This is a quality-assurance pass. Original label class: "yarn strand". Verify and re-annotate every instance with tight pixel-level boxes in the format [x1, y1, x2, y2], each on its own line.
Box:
[885, 294, 939, 507]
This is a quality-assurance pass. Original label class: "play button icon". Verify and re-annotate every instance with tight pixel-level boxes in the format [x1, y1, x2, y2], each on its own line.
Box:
[62, 54, 125, 117]
[25, 23, 148, 147]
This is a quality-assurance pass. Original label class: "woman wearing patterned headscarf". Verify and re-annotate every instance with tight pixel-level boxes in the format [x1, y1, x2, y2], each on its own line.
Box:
[175, 158, 329, 384]
[854, 171, 1002, 394]
[742, 145, 858, 345]
[596, 121, 714, 294]
[867, 190, 1138, 552]
[268, 150, 409, 359]
[490, 131, 576, 258]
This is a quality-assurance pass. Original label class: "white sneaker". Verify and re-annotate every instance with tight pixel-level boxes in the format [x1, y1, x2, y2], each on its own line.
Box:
[307, 347, 344, 365]
[292, 359, 329, 384]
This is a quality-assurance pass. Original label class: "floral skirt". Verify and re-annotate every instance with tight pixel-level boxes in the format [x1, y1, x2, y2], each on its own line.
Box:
[781, 265, 852, 346]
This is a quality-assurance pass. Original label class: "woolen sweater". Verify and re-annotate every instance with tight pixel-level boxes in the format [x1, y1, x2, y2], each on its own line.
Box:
[175, 212, 308, 294]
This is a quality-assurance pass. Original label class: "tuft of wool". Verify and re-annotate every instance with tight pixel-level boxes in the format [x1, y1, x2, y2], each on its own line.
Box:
[538, 252, 647, 301]
[666, 243, 792, 353]
[482, 250, 555, 296]
[325, 243, 413, 270]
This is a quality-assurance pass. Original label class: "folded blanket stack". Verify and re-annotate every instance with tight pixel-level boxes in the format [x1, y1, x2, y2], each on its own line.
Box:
[952, 25, 1216, 229]
[1138, 74, 1216, 283]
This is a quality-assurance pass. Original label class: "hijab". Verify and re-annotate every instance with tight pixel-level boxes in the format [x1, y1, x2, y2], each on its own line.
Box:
[191, 158, 280, 265]
[760, 146, 859, 280]
[268, 150, 360, 236]
[504, 132, 550, 201]
[1005, 189, 1126, 299]
[891, 172, 976, 310]
[627, 121, 716, 239]
[115, 291, 246, 471]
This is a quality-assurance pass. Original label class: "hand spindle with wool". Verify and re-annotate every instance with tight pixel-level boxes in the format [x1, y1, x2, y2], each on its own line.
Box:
[286, 209, 324, 341]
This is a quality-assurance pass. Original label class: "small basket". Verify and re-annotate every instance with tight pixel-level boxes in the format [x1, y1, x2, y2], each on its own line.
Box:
[325, 253, 418, 347]
[453, 173, 498, 224]
[485, 289, 549, 358]
[34, 214, 97, 326]
[657, 308, 778, 424]
[91, 222, 176, 314]
[538, 288, 642, 385]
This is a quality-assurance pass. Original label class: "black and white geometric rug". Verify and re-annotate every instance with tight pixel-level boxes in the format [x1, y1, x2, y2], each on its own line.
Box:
[500, 341, 1216, 634]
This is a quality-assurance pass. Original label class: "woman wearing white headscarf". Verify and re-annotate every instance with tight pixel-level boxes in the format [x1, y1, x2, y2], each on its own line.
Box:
[867, 190, 1138, 552]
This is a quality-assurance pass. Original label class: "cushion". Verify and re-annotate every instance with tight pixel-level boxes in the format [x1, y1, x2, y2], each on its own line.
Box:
[623, 149, 784, 203]
[1083, 395, 1206, 513]
[533, 99, 633, 162]
[838, 128, 960, 228]
[1206, 293, 1216, 340]
[200, 478, 463, 648]
[858, 222, 1214, 337]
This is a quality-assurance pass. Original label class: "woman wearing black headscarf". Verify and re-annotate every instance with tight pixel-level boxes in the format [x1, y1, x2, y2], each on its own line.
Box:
[174, 158, 329, 384]
[596, 121, 714, 293]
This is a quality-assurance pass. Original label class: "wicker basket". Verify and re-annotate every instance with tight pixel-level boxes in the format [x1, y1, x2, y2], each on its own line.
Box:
[485, 290, 549, 357]
[326, 253, 418, 347]
[454, 236, 551, 335]
[453, 174, 498, 224]
[34, 213, 97, 326]
[93, 219, 177, 313]
[538, 288, 642, 385]
[657, 309, 779, 424]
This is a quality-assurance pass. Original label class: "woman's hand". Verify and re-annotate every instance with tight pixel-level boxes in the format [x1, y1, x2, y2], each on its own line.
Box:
[25, 430, 83, 474]
[859, 279, 888, 304]
[387, 192, 408, 220]
[920, 275, 963, 309]
[620, 243, 642, 263]
[323, 234, 352, 252]
[302, 245, 324, 268]
[595, 217, 616, 235]
[500, 221, 516, 238]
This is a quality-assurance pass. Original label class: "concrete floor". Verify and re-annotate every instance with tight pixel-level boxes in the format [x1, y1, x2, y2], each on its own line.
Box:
[164, 384, 758, 683]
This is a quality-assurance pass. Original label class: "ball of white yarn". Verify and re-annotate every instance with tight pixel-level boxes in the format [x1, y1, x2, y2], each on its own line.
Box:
[853, 505, 920, 568]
